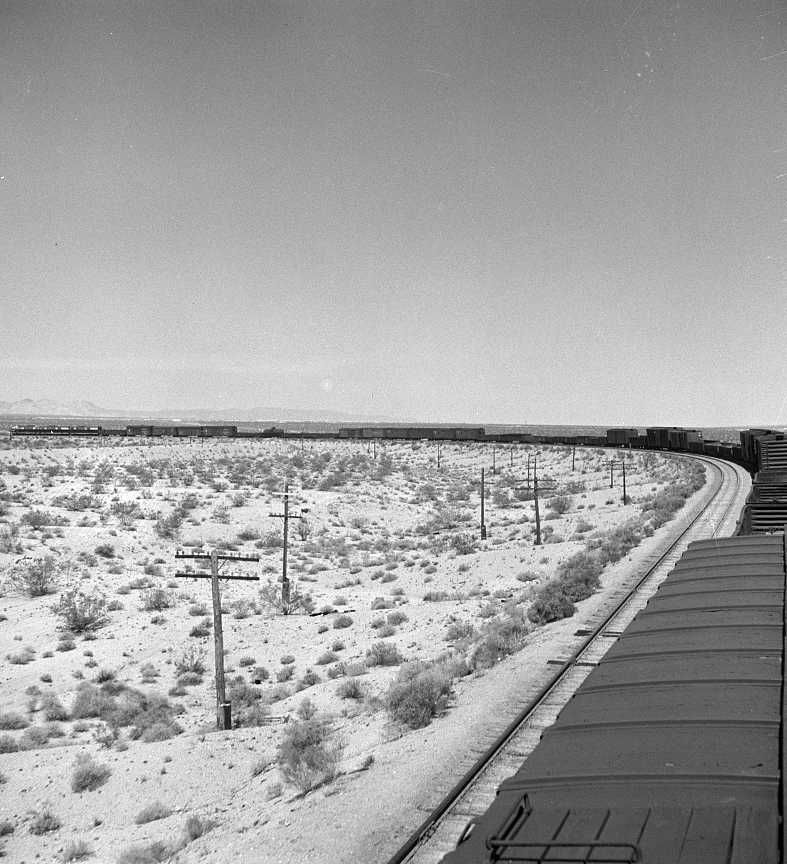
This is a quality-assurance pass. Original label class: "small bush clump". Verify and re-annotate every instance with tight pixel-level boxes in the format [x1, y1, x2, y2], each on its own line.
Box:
[71, 753, 111, 792]
[276, 716, 343, 793]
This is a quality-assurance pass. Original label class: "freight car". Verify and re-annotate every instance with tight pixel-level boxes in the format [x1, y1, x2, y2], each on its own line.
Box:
[441, 532, 787, 864]
[10, 425, 103, 436]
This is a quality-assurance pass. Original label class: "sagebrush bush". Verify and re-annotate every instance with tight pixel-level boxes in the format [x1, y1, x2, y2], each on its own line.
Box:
[276, 716, 343, 793]
[471, 607, 531, 669]
[71, 753, 111, 792]
[140, 589, 172, 611]
[386, 660, 453, 729]
[40, 693, 69, 721]
[527, 582, 576, 625]
[7, 556, 60, 597]
[336, 678, 364, 700]
[365, 642, 402, 667]
[0, 711, 29, 730]
[135, 801, 172, 825]
[61, 839, 93, 862]
[55, 589, 108, 633]
[175, 647, 205, 677]
[227, 676, 269, 727]
[29, 806, 61, 834]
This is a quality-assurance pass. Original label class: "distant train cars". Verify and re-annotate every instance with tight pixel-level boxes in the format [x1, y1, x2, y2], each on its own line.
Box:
[9, 425, 104, 437]
[338, 426, 486, 441]
[125, 425, 237, 438]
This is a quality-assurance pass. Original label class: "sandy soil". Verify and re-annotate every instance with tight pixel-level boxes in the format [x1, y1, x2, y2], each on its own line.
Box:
[0, 437, 709, 863]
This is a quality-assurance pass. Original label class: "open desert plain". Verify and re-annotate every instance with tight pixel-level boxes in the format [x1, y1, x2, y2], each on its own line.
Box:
[0, 435, 708, 863]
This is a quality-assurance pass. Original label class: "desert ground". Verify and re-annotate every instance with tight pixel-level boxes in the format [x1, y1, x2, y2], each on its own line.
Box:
[0, 436, 706, 863]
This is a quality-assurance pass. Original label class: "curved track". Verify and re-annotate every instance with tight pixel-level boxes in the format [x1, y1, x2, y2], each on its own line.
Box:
[386, 455, 750, 864]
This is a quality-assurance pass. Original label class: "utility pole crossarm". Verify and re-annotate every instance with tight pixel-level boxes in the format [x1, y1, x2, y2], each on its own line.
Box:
[175, 549, 260, 563]
[174, 572, 260, 581]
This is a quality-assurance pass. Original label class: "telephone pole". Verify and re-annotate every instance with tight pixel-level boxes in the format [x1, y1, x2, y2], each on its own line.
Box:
[530, 457, 556, 546]
[571, 446, 576, 472]
[608, 458, 628, 503]
[492, 446, 496, 475]
[480, 468, 487, 540]
[270, 482, 308, 611]
[174, 548, 259, 730]
[437, 440, 441, 469]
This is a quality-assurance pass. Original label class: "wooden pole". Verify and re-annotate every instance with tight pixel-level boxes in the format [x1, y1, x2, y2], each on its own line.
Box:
[492, 446, 496, 475]
[281, 481, 290, 610]
[622, 459, 627, 503]
[572, 446, 576, 472]
[210, 550, 228, 729]
[480, 468, 487, 540]
[609, 459, 614, 489]
[533, 458, 542, 546]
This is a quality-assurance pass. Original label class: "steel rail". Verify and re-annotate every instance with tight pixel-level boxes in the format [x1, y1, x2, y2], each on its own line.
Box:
[385, 455, 743, 864]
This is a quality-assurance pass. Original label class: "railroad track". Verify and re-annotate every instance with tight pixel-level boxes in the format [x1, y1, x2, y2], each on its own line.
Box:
[386, 455, 749, 864]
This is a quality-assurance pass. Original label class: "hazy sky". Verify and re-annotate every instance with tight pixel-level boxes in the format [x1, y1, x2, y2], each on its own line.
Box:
[2, 1, 785, 424]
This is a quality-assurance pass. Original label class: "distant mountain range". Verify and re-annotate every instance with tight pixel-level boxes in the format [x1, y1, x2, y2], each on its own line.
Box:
[0, 398, 395, 424]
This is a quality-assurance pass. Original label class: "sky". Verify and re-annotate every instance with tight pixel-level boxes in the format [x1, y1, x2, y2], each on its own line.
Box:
[1, 0, 785, 425]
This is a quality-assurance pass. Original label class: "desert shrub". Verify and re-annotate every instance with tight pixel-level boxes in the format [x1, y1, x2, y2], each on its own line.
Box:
[527, 583, 576, 625]
[548, 495, 572, 514]
[0, 523, 22, 554]
[365, 642, 403, 667]
[21, 509, 67, 528]
[376, 623, 396, 638]
[29, 806, 61, 834]
[70, 682, 182, 741]
[55, 589, 108, 634]
[423, 590, 449, 602]
[444, 621, 474, 641]
[553, 552, 603, 602]
[370, 597, 393, 610]
[189, 620, 211, 638]
[175, 646, 206, 677]
[471, 607, 531, 669]
[20, 725, 51, 749]
[276, 716, 343, 793]
[71, 753, 111, 792]
[316, 650, 338, 665]
[386, 610, 408, 626]
[516, 569, 540, 582]
[0, 711, 29, 730]
[140, 589, 172, 611]
[386, 660, 453, 729]
[7, 556, 61, 597]
[276, 666, 294, 683]
[258, 579, 314, 615]
[326, 663, 346, 679]
[61, 839, 93, 861]
[8, 645, 36, 664]
[117, 841, 172, 864]
[135, 801, 172, 825]
[182, 814, 217, 843]
[188, 603, 208, 616]
[296, 669, 320, 690]
[0, 735, 19, 753]
[239, 655, 256, 667]
[95, 543, 115, 558]
[449, 533, 478, 555]
[227, 676, 269, 727]
[40, 693, 69, 721]
[336, 678, 364, 700]
[333, 614, 353, 629]
[154, 510, 182, 539]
